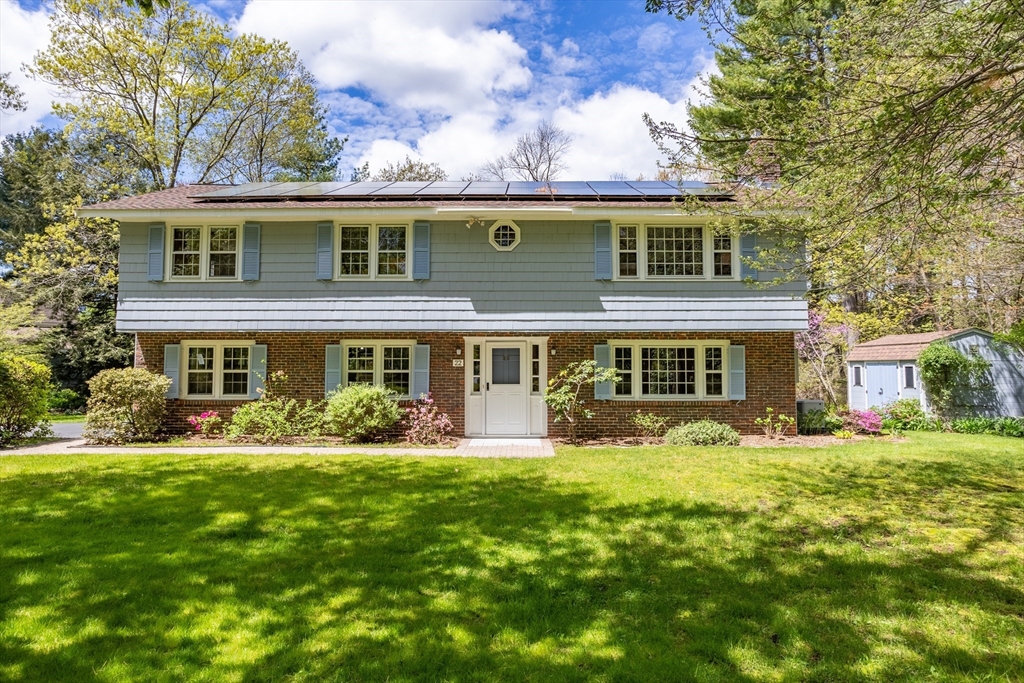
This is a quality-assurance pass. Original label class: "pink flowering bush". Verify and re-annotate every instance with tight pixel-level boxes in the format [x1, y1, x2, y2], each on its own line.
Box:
[405, 392, 454, 445]
[187, 410, 223, 437]
[841, 409, 882, 434]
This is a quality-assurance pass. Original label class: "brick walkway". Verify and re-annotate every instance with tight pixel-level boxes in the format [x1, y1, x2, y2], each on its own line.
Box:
[2, 437, 555, 459]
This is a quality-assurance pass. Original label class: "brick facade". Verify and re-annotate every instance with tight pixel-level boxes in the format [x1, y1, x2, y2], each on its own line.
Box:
[136, 331, 797, 437]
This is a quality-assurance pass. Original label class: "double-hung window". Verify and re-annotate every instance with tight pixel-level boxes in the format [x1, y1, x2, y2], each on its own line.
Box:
[341, 340, 414, 397]
[611, 341, 728, 400]
[613, 224, 739, 281]
[169, 225, 240, 280]
[336, 224, 409, 279]
[181, 341, 251, 399]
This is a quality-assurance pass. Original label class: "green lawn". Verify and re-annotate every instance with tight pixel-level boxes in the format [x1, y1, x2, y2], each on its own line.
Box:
[1, 434, 1022, 682]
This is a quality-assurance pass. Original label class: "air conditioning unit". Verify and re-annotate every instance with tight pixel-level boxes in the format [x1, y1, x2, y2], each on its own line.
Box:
[796, 399, 825, 415]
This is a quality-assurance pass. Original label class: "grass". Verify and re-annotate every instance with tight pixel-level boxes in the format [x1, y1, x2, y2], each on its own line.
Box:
[1, 433, 1022, 682]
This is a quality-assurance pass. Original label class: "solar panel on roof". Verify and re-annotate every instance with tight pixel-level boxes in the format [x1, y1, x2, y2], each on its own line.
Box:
[414, 181, 469, 195]
[626, 181, 683, 196]
[325, 182, 395, 196]
[546, 181, 597, 196]
[505, 181, 548, 196]
[586, 181, 642, 196]
[280, 182, 354, 196]
[368, 182, 432, 196]
[237, 182, 317, 197]
[460, 182, 509, 195]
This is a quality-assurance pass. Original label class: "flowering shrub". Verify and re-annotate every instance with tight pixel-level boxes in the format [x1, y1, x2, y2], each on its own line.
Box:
[187, 410, 222, 437]
[841, 409, 882, 434]
[405, 392, 454, 445]
[84, 368, 170, 444]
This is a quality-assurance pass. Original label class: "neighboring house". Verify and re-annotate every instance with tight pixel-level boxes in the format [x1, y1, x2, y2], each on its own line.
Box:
[80, 180, 809, 437]
[847, 329, 1024, 416]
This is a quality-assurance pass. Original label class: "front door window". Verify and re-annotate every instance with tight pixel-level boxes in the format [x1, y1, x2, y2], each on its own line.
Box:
[491, 348, 520, 385]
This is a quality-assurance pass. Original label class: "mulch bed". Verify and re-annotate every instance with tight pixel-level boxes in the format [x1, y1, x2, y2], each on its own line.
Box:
[562, 434, 897, 448]
[165, 434, 458, 448]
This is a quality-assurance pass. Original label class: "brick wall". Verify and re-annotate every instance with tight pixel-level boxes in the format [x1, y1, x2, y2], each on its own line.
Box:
[136, 330, 796, 436]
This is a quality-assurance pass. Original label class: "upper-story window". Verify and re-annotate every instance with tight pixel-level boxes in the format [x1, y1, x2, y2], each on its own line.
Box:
[169, 225, 240, 280]
[489, 220, 521, 251]
[336, 224, 410, 279]
[614, 224, 738, 281]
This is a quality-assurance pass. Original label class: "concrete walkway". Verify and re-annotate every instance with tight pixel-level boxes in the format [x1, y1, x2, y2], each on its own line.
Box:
[2, 437, 555, 459]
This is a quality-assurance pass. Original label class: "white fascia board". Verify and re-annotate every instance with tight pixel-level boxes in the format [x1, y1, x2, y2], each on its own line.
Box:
[76, 206, 443, 221]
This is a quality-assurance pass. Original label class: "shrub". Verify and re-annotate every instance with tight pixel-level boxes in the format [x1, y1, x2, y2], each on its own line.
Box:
[665, 419, 741, 447]
[918, 341, 991, 417]
[0, 354, 52, 447]
[754, 407, 795, 438]
[405, 391, 454, 445]
[543, 360, 619, 444]
[950, 416, 1024, 437]
[840, 409, 882, 434]
[187, 410, 223, 437]
[631, 411, 669, 439]
[84, 368, 170, 444]
[225, 372, 326, 443]
[325, 384, 402, 442]
[880, 398, 939, 432]
[832, 429, 854, 439]
[797, 408, 843, 435]
[47, 388, 86, 414]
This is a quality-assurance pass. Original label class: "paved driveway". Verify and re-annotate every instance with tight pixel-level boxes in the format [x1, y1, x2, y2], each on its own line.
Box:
[50, 421, 85, 439]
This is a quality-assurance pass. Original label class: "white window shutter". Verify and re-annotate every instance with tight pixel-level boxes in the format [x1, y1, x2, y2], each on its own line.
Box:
[163, 344, 180, 398]
[594, 344, 612, 400]
[249, 344, 267, 399]
[325, 344, 341, 396]
[412, 344, 430, 398]
[729, 345, 746, 400]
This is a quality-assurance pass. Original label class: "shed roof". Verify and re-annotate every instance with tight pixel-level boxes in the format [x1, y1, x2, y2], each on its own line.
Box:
[846, 329, 975, 362]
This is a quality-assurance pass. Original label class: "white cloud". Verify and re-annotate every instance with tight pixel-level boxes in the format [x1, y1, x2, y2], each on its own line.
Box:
[234, 0, 531, 115]
[0, 0, 55, 136]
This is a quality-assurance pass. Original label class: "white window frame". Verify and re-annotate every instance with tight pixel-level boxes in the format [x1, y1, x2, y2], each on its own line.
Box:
[488, 219, 522, 252]
[179, 340, 255, 399]
[612, 223, 740, 282]
[852, 365, 863, 387]
[167, 225, 242, 282]
[334, 224, 412, 280]
[609, 340, 730, 400]
[904, 364, 916, 389]
[340, 339, 416, 399]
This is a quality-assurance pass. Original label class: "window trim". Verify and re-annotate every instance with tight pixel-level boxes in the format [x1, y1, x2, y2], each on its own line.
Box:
[612, 223, 740, 282]
[340, 339, 417, 399]
[488, 220, 522, 252]
[179, 340, 255, 400]
[167, 225, 242, 282]
[852, 365, 863, 387]
[334, 223, 412, 281]
[608, 339, 730, 401]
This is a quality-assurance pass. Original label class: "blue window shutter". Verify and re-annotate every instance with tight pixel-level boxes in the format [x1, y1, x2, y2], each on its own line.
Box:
[148, 223, 165, 281]
[242, 222, 261, 281]
[249, 344, 267, 399]
[729, 345, 746, 400]
[412, 344, 430, 398]
[412, 221, 430, 280]
[316, 222, 334, 280]
[163, 344, 180, 398]
[325, 344, 341, 396]
[594, 344, 612, 400]
[594, 221, 612, 280]
[740, 234, 758, 280]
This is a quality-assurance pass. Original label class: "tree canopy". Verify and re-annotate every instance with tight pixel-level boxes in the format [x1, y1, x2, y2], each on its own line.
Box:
[29, 0, 343, 188]
[479, 121, 573, 181]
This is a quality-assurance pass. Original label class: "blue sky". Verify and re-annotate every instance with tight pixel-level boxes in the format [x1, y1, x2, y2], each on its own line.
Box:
[0, 0, 714, 180]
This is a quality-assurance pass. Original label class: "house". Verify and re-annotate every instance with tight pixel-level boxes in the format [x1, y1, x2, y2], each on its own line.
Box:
[847, 328, 1024, 416]
[79, 180, 809, 437]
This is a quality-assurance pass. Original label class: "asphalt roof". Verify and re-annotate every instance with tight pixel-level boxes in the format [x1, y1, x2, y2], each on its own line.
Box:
[846, 329, 973, 362]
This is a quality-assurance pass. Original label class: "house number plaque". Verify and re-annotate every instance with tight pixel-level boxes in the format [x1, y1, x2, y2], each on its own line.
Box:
[452, 359, 464, 367]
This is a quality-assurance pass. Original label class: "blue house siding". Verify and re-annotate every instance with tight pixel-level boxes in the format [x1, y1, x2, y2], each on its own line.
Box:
[118, 220, 808, 333]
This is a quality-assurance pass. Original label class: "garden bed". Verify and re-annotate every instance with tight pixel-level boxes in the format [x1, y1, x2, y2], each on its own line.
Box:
[99, 434, 459, 449]
[567, 433, 891, 448]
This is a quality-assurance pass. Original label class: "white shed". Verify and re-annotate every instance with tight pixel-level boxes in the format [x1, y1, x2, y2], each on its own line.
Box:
[847, 329, 1024, 416]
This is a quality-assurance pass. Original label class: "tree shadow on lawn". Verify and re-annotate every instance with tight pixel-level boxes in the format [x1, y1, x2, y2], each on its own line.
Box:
[1, 457, 1022, 682]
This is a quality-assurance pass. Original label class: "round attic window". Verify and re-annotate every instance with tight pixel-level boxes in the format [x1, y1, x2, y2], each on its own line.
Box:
[489, 220, 521, 251]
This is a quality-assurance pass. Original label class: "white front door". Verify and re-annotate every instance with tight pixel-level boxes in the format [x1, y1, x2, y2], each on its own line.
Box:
[485, 342, 528, 435]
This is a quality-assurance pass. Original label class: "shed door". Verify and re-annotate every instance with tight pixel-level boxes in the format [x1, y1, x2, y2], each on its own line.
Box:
[866, 362, 899, 410]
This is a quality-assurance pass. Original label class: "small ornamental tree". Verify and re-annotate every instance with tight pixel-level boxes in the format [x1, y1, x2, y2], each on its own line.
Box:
[543, 360, 619, 444]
